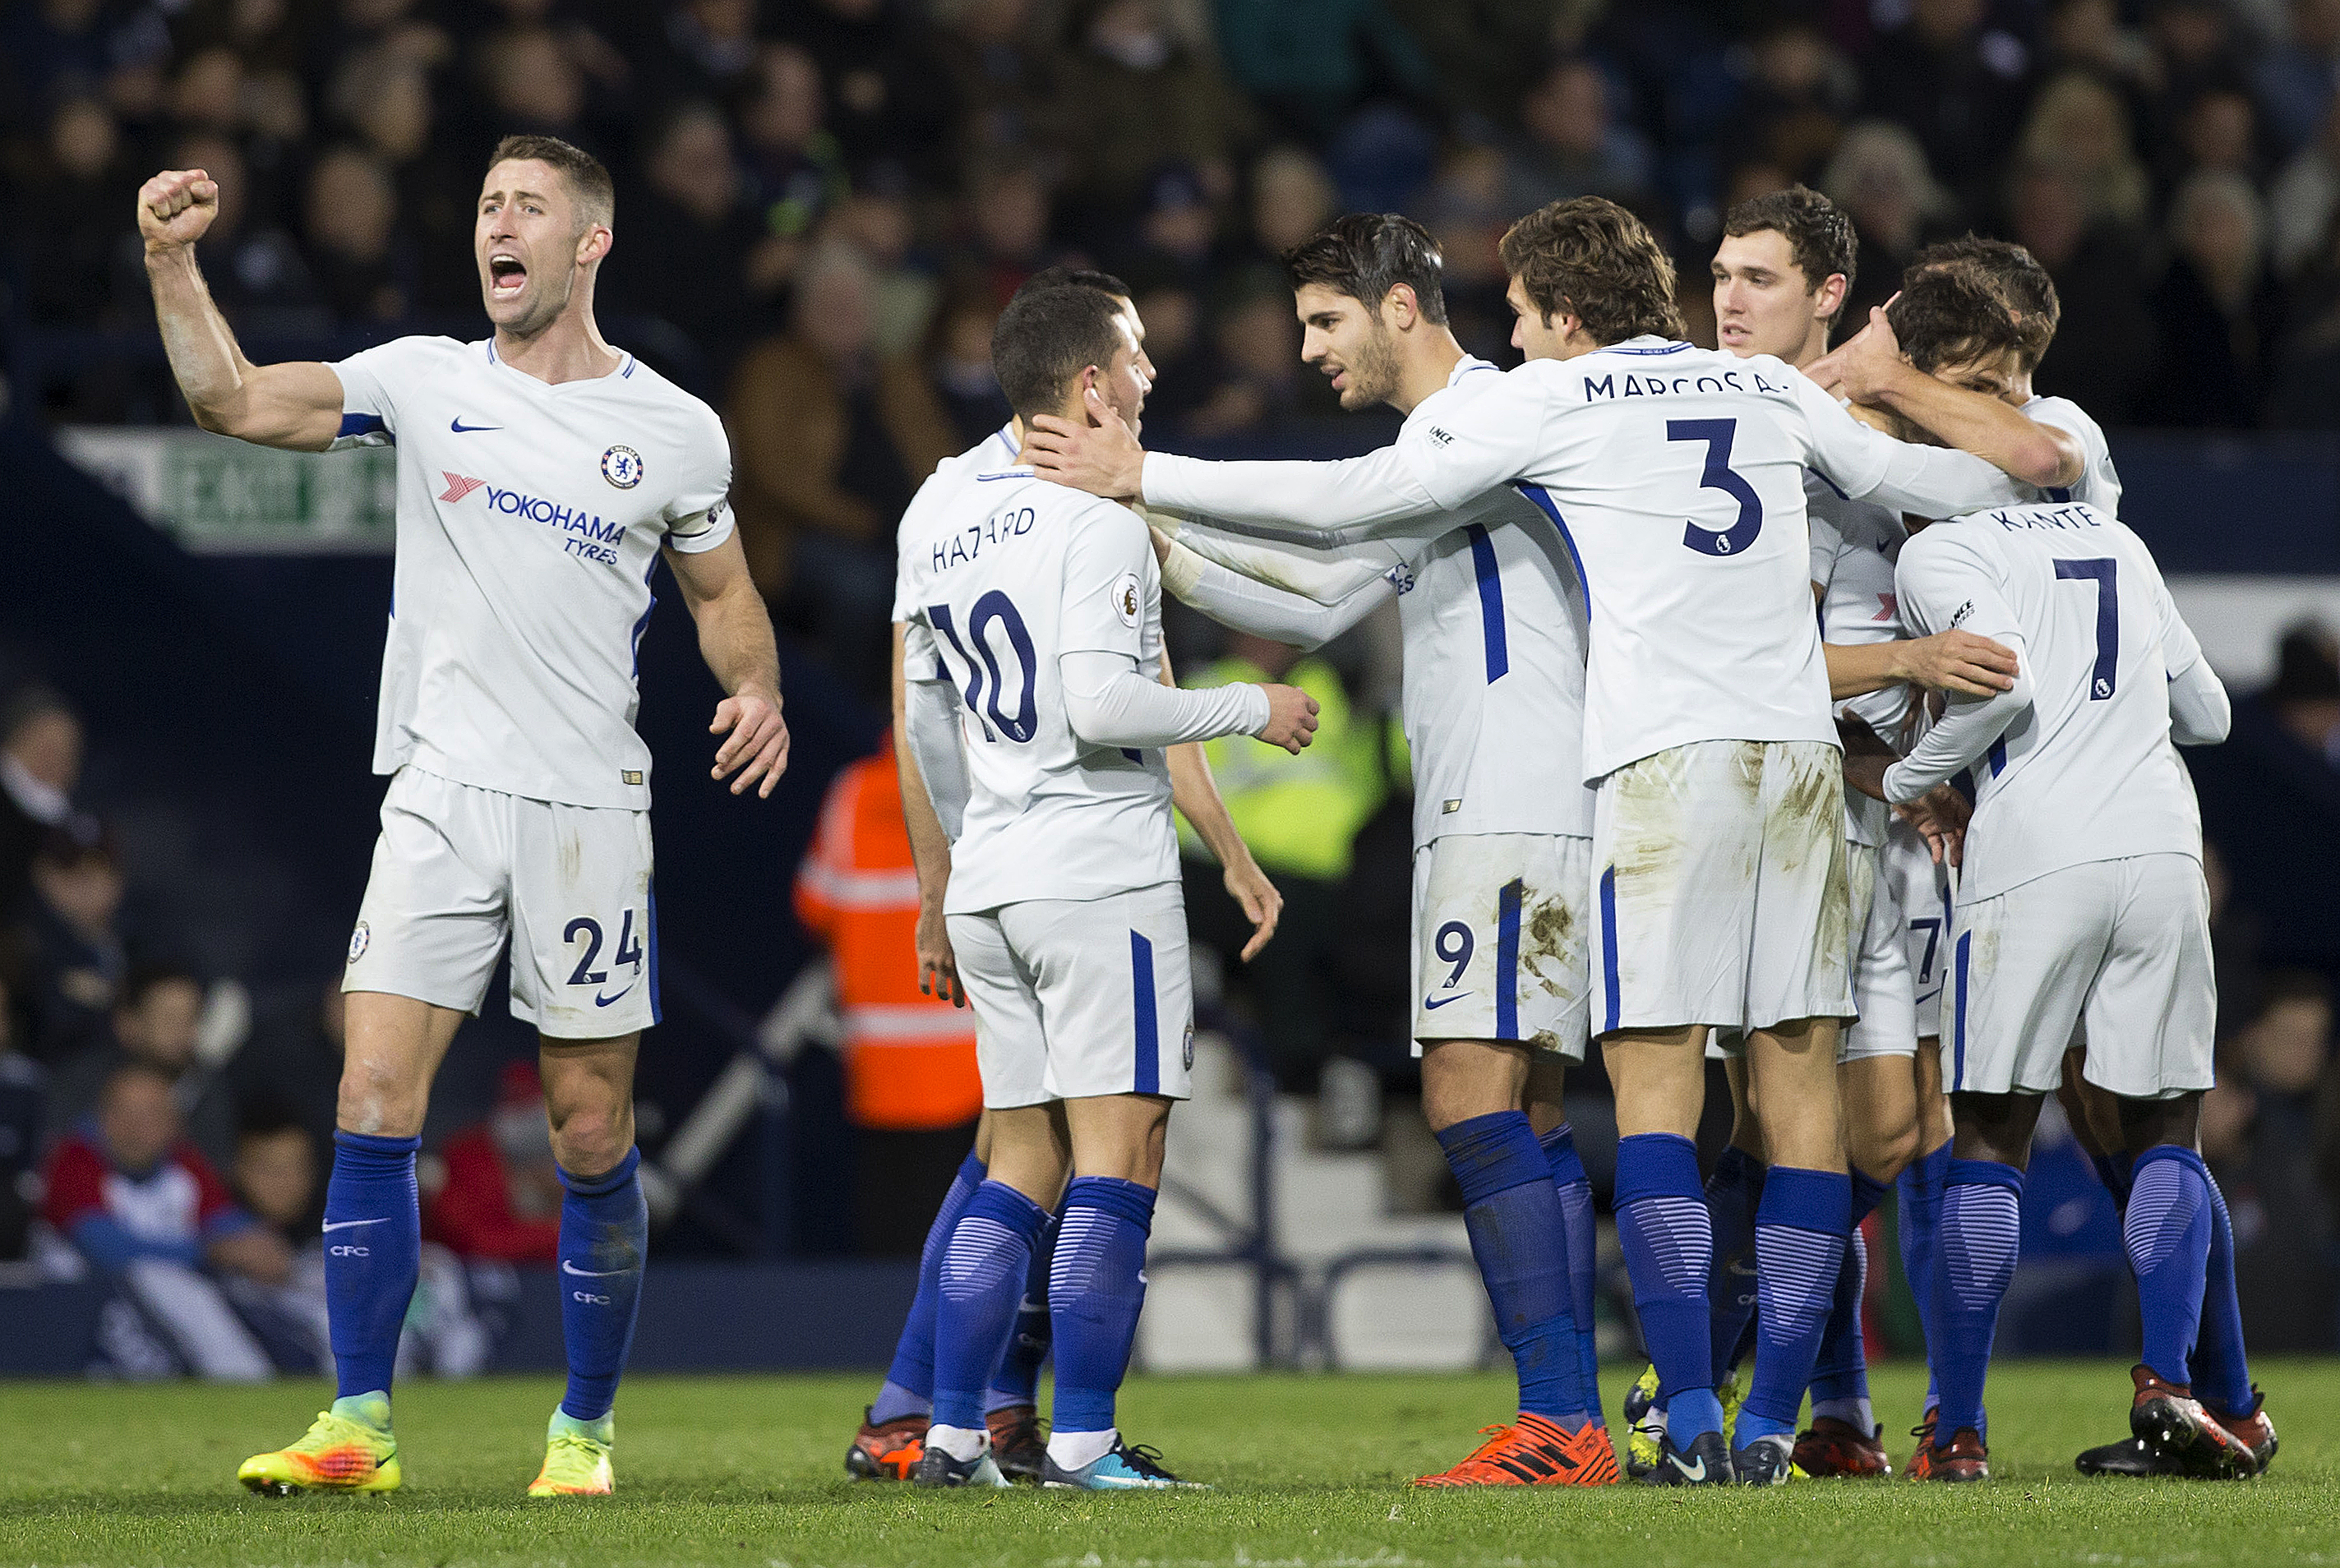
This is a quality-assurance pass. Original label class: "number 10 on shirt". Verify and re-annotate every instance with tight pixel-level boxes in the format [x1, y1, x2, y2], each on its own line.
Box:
[929, 593, 1040, 743]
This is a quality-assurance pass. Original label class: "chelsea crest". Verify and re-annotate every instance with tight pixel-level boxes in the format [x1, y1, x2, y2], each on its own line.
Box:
[601, 444, 644, 489]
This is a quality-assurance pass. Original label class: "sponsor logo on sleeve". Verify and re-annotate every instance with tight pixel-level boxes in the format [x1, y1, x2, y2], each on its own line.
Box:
[1112, 571, 1142, 629]
[347, 920, 370, 965]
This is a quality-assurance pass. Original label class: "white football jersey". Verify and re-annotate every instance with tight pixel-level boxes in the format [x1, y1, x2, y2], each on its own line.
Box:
[1142, 337, 2020, 781]
[897, 459, 1178, 914]
[1891, 501, 2204, 902]
[330, 337, 733, 810]
[2017, 395, 2121, 512]
[1807, 470, 1908, 846]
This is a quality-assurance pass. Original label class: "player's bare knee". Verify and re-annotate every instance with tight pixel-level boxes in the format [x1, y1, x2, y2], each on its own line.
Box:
[2116, 1091, 2199, 1155]
[1847, 1116, 1919, 1183]
[335, 1054, 427, 1138]
[1949, 1091, 2042, 1167]
[1419, 1040, 1528, 1132]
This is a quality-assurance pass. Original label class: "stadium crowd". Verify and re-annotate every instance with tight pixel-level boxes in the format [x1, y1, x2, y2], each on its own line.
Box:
[3, 0, 2340, 1378]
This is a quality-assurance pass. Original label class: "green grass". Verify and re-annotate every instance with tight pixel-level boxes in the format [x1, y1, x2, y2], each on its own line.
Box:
[2, 1362, 2334, 1567]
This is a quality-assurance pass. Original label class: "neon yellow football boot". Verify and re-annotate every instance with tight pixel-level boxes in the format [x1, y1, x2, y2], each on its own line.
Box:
[238, 1393, 401, 1496]
[1622, 1364, 1664, 1479]
[528, 1409, 615, 1497]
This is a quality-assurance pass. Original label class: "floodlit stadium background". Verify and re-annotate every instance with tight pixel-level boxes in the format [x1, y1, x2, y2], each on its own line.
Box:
[2, 0, 2338, 1380]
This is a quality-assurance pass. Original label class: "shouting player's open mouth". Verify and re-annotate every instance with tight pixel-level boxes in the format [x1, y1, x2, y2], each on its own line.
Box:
[488, 252, 528, 301]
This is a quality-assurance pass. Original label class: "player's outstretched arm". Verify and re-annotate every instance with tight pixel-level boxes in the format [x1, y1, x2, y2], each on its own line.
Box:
[140, 169, 343, 451]
[666, 531, 789, 796]
[893, 624, 966, 1005]
[1792, 370, 2024, 517]
[1825, 632, 2019, 700]
[1810, 307, 2084, 491]
[1156, 649, 1284, 962]
[1158, 532, 1395, 652]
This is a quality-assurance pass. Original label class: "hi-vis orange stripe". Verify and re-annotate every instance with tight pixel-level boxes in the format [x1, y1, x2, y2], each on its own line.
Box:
[794, 746, 982, 1131]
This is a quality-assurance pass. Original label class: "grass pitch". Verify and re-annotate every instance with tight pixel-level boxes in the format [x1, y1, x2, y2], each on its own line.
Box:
[2, 1361, 2333, 1567]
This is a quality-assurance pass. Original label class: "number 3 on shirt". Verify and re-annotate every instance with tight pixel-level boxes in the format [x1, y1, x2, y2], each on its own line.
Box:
[929, 592, 1040, 742]
[1668, 418, 1762, 557]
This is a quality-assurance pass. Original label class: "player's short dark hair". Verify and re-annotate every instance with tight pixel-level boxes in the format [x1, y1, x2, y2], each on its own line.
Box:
[1282, 213, 1449, 325]
[488, 133, 614, 232]
[992, 284, 1130, 421]
[1886, 261, 2028, 375]
[1723, 185, 1857, 330]
[1499, 196, 1685, 344]
[1909, 235, 2060, 371]
[1014, 265, 1130, 303]
[117, 962, 202, 1018]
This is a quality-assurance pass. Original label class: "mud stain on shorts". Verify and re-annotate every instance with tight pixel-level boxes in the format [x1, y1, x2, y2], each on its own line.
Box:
[1524, 892, 1580, 998]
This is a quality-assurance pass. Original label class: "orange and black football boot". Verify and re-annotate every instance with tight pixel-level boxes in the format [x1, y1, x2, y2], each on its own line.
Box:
[2210, 1389, 2277, 1474]
[1412, 1414, 1620, 1487]
[845, 1406, 928, 1481]
[986, 1404, 1047, 1485]
[1904, 1410, 1938, 1480]
[1793, 1415, 1893, 1478]
[2130, 1365, 2256, 1478]
[1927, 1426, 1989, 1483]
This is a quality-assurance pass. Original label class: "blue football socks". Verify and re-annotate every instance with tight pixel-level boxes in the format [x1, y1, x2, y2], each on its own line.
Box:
[1898, 1138, 1950, 1414]
[2125, 1145, 2213, 1390]
[986, 1201, 1058, 1414]
[1807, 1169, 1890, 1433]
[324, 1130, 422, 1404]
[1935, 1159, 2024, 1439]
[933, 1179, 1051, 1434]
[872, 1150, 986, 1426]
[1703, 1144, 1766, 1385]
[1049, 1176, 1156, 1437]
[1616, 1132, 1722, 1439]
[2193, 1169, 2255, 1413]
[1540, 1122, 1604, 1424]
[1438, 1112, 1589, 1427]
[1737, 1166, 1851, 1446]
[556, 1146, 648, 1423]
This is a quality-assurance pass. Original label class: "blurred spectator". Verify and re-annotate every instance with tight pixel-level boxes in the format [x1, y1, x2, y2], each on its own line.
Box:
[323, 42, 475, 312]
[2167, 81, 2265, 190]
[1209, 0, 1438, 141]
[2015, 71, 2153, 233]
[2254, 0, 2340, 159]
[2141, 171, 2287, 427]
[43, 1063, 285, 1380]
[302, 145, 411, 323]
[2148, 0, 2254, 126]
[422, 1060, 560, 1263]
[1246, 145, 1338, 264]
[1821, 122, 1956, 321]
[1179, 270, 1317, 439]
[2263, 622, 2340, 765]
[1056, 0, 1253, 216]
[933, 0, 1075, 159]
[2038, 0, 2158, 99]
[956, 154, 1063, 307]
[795, 733, 984, 1256]
[2270, 99, 2340, 277]
[2267, 210, 2340, 427]
[1119, 163, 1224, 287]
[600, 103, 781, 389]
[1416, 141, 1515, 366]
[773, 0, 957, 180]
[21, 819, 126, 1065]
[0, 975, 40, 1262]
[926, 289, 1012, 446]
[831, 177, 939, 357]
[0, 0, 174, 117]
[1501, 56, 1655, 215]
[1180, 632, 1382, 1098]
[1386, 0, 1573, 124]
[1858, 0, 2033, 212]
[653, 0, 761, 105]
[171, 131, 320, 334]
[737, 43, 848, 246]
[17, 98, 137, 330]
[0, 686, 81, 920]
[232, 1105, 320, 1244]
[1719, 20, 1860, 190]
[727, 242, 958, 678]
[2007, 160, 2159, 425]
[474, 23, 604, 163]
[228, 980, 345, 1155]
[47, 964, 235, 1169]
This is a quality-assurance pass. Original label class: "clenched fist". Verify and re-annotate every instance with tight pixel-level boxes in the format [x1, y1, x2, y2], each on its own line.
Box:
[138, 169, 221, 255]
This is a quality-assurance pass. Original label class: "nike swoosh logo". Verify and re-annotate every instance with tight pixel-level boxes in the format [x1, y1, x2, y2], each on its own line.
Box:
[561, 1259, 629, 1278]
[1423, 992, 1474, 1010]
[1671, 1455, 1706, 1483]
[450, 417, 500, 432]
[593, 982, 637, 1008]
[322, 1218, 386, 1234]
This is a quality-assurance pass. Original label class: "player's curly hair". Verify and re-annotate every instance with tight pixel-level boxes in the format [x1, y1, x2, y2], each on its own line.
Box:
[1908, 235, 2060, 371]
[1885, 260, 2028, 376]
[1723, 186, 1858, 330]
[1498, 197, 1686, 345]
[489, 133, 613, 233]
[1283, 213, 1450, 325]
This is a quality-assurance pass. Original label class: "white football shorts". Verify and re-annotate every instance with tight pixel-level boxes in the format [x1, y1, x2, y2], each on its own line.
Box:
[1409, 832, 1591, 1061]
[344, 766, 658, 1038]
[1591, 740, 1854, 1037]
[1945, 853, 2215, 1100]
[947, 879, 1194, 1109]
[1881, 815, 1955, 1041]
[1841, 837, 1919, 1062]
